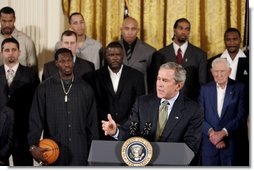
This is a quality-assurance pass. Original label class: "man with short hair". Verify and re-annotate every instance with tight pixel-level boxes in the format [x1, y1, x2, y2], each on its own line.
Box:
[28, 48, 99, 166]
[102, 62, 203, 165]
[42, 30, 94, 81]
[86, 41, 145, 140]
[55, 12, 102, 70]
[119, 16, 156, 93]
[0, 37, 39, 166]
[0, 6, 37, 68]
[199, 58, 248, 166]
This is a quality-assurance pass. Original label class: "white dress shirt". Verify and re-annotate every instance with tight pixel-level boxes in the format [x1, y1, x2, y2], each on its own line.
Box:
[220, 49, 247, 80]
[108, 65, 123, 93]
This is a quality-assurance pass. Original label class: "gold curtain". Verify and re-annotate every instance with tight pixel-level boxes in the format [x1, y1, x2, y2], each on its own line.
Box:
[62, 0, 247, 58]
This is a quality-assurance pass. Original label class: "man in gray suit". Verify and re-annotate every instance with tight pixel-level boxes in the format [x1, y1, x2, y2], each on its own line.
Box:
[149, 18, 207, 101]
[119, 16, 156, 93]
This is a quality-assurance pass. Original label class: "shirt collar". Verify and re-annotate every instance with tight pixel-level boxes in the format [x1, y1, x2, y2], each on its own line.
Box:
[173, 41, 188, 54]
[220, 49, 247, 59]
[108, 64, 123, 76]
[160, 91, 179, 107]
[4, 63, 19, 73]
[216, 82, 228, 90]
[122, 38, 137, 49]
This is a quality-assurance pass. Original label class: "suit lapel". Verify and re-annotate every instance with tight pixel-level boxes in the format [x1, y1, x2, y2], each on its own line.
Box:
[165, 44, 177, 63]
[211, 82, 220, 119]
[101, 67, 115, 97]
[220, 80, 234, 118]
[115, 66, 127, 96]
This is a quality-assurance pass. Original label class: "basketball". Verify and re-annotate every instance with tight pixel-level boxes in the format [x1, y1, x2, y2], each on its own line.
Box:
[38, 138, 60, 164]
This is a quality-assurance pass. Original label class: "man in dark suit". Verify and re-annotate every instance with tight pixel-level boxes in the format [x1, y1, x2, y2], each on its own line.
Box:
[0, 88, 14, 166]
[149, 18, 207, 101]
[0, 37, 40, 165]
[199, 58, 248, 166]
[102, 62, 203, 164]
[86, 41, 145, 140]
[42, 30, 94, 81]
[207, 28, 249, 85]
[119, 16, 156, 93]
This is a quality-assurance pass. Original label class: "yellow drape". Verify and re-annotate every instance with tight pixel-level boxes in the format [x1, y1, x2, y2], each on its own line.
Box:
[62, 0, 247, 58]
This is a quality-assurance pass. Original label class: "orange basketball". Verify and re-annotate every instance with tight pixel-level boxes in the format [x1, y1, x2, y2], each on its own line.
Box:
[38, 138, 60, 164]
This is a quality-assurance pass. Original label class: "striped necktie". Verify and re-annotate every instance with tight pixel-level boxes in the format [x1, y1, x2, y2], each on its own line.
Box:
[127, 45, 132, 61]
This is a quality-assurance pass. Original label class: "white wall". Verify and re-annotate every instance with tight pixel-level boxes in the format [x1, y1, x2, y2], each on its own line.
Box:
[0, 0, 65, 78]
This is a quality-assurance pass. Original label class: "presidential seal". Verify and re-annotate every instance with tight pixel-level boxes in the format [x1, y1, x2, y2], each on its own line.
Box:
[121, 137, 153, 166]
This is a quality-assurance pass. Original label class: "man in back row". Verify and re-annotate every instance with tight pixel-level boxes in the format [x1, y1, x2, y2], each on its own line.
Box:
[55, 12, 102, 70]
[42, 30, 94, 81]
[0, 6, 37, 68]
[119, 16, 156, 94]
[149, 18, 207, 101]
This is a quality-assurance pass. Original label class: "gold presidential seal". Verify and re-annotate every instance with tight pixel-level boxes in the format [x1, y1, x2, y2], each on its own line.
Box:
[121, 137, 153, 166]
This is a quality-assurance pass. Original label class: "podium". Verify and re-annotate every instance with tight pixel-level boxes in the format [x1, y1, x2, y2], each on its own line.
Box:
[88, 140, 194, 166]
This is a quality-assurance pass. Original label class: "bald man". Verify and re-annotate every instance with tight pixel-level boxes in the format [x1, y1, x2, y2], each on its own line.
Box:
[119, 16, 156, 94]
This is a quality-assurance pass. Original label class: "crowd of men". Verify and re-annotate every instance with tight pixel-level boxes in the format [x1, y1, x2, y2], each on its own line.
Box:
[0, 6, 249, 166]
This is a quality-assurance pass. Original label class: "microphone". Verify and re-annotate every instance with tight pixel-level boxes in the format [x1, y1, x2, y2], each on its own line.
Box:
[141, 122, 152, 140]
[129, 121, 139, 137]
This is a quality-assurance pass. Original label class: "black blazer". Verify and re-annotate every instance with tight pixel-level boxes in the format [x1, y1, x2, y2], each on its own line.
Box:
[0, 106, 14, 165]
[149, 43, 207, 101]
[118, 93, 204, 154]
[0, 64, 39, 147]
[86, 65, 145, 139]
[42, 56, 95, 81]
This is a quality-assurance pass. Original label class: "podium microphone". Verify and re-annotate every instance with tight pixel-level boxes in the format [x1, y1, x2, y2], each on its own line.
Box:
[142, 122, 152, 140]
[129, 121, 139, 137]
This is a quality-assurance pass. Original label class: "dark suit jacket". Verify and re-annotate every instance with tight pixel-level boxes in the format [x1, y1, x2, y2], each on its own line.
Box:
[149, 43, 207, 101]
[118, 93, 204, 154]
[0, 106, 14, 165]
[0, 64, 39, 164]
[42, 56, 95, 81]
[120, 39, 156, 93]
[199, 79, 248, 161]
[86, 65, 145, 139]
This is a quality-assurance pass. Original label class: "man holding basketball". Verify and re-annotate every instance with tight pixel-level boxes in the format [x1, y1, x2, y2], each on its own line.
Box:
[27, 48, 99, 166]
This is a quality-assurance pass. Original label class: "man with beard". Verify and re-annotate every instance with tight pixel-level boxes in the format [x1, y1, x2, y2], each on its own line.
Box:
[207, 28, 249, 166]
[28, 48, 99, 166]
[0, 6, 37, 68]
[149, 18, 207, 102]
[85, 41, 145, 140]
[0, 37, 39, 165]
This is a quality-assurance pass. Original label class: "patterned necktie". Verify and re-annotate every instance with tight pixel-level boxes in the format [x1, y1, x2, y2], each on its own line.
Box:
[177, 48, 182, 64]
[7, 69, 15, 86]
[156, 100, 169, 140]
[127, 45, 132, 61]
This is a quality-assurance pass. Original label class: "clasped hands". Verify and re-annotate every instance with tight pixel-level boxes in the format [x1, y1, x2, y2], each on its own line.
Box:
[209, 129, 227, 149]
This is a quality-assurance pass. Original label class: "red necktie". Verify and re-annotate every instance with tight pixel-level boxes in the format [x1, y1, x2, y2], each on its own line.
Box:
[177, 48, 182, 64]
